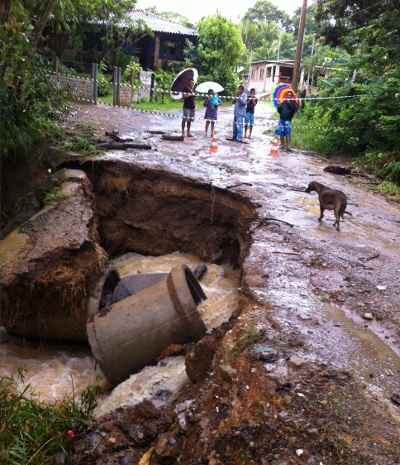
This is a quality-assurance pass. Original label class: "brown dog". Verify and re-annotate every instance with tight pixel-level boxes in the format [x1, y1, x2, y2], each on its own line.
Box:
[305, 181, 350, 231]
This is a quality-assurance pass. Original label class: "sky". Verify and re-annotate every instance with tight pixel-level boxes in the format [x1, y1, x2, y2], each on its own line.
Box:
[137, 0, 305, 23]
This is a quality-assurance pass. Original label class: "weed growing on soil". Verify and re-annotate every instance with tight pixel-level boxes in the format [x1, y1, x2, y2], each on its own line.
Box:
[60, 123, 98, 155]
[0, 376, 98, 465]
[42, 188, 67, 205]
[375, 180, 400, 197]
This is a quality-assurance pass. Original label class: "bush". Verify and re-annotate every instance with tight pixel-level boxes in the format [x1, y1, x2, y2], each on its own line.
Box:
[0, 62, 66, 157]
[0, 376, 98, 465]
[97, 72, 112, 97]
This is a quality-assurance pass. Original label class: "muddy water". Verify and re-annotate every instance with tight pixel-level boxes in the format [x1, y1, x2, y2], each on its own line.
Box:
[0, 338, 100, 402]
[93, 253, 240, 417]
[0, 253, 239, 402]
[114, 252, 240, 330]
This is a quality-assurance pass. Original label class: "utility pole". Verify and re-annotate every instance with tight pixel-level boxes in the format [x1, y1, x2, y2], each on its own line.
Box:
[276, 32, 282, 61]
[292, 0, 308, 92]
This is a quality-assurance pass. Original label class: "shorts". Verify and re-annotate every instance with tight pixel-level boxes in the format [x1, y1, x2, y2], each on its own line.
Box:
[245, 112, 255, 127]
[183, 108, 195, 121]
[275, 120, 292, 137]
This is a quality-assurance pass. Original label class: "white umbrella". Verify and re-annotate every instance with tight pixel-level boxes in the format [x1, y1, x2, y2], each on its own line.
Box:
[196, 81, 224, 94]
[170, 68, 199, 100]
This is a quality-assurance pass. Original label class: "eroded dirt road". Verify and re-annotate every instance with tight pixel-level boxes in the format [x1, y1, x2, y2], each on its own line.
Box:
[70, 103, 400, 465]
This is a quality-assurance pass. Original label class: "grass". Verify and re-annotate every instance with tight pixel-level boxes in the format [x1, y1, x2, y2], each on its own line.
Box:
[375, 180, 400, 197]
[98, 94, 234, 112]
[0, 375, 98, 465]
[59, 122, 98, 156]
[42, 187, 67, 206]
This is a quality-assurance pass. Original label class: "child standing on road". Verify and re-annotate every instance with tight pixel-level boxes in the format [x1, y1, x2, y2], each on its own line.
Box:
[245, 88, 258, 139]
[204, 89, 221, 137]
[276, 90, 298, 151]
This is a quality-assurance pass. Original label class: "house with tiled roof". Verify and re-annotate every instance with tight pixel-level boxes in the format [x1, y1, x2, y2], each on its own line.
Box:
[46, 10, 198, 71]
[122, 10, 198, 69]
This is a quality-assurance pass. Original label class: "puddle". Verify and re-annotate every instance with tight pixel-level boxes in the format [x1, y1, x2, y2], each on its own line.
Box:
[0, 252, 240, 402]
[323, 304, 400, 395]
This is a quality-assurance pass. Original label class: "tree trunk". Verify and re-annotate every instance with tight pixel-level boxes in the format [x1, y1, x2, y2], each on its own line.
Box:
[0, 0, 11, 23]
[30, 0, 58, 52]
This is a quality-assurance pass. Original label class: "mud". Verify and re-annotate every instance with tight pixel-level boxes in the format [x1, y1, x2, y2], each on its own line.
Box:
[67, 103, 400, 465]
[83, 158, 255, 265]
[0, 169, 107, 341]
[0, 336, 100, 402]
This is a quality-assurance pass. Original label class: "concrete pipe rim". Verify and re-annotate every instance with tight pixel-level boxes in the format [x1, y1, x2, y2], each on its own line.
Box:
[167, 265, 207, 340]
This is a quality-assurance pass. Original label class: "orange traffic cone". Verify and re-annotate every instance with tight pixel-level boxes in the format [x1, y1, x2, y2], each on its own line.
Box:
[270, 138, 280, 157]
[209, 132, 218, 153]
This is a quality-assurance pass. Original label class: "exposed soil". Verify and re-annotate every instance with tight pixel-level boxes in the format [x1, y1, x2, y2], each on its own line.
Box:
[0, 169, 107, 341]
[3, 102, 400, 464]
[82, 159, 255, 265]
[66, 103, 400, 465]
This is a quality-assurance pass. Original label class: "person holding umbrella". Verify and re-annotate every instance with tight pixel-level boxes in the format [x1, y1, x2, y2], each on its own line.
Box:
[181, 78, 196, 138]
[276, 89, 298, 151]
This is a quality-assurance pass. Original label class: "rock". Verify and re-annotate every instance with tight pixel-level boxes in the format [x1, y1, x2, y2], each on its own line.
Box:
[219, 363, 237, 382]
[323, 165, 352, 175]
[390, 393, 400, 406]
[289, 355, 306, 368]
[252, 344, 279, 363]
[185, 335, 218, 383]
[158, 344, 186, 361]
[0, 169, 107, 342]
[0, 326, 9, 343]
[94, 357, 188, 418]
[115, 401, 173, 448]
[155, 432, 179, 459]
[362, 312, 374, 321]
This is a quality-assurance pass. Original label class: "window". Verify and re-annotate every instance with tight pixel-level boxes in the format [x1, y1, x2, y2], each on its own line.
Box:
[160, 39, 178, 59]
[266, 67, 272, 78]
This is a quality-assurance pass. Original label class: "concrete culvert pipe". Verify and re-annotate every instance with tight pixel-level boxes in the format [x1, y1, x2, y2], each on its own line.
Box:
[87, 265, 207, 386]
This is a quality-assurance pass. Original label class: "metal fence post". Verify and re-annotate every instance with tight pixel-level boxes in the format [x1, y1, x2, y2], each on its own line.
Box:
[117, 67, 121, 106]
[112, 67, 118, 106]
[54, 56, 60, 78]
[92, 63, 98, 104]
[150, 73, 155, 102]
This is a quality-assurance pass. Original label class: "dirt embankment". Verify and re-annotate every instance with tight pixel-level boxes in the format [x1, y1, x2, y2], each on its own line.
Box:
[73, 298, 400, 465]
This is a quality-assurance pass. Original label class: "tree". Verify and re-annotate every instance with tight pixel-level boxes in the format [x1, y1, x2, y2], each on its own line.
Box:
[240, 1, 296, 62]
[293, 0, 400, 184]
[244, 0, 293, 32]
[292, 3, 319, 36]
[0, 0, 137, 156]
[188, 16, 245, 93]
[146, 8, 194, 29]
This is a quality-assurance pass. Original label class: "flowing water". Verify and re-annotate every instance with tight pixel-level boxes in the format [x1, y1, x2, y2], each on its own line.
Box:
[0, 252, 240, 403]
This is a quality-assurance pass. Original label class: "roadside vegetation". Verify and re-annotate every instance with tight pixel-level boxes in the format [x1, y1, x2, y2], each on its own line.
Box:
[292, 0, 400, 188]
[0, 0, 137, 158]
[0, 376, 98, 465]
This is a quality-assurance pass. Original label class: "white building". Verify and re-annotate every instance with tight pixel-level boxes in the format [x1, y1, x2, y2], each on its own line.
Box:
[247, 59, 305, 94]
